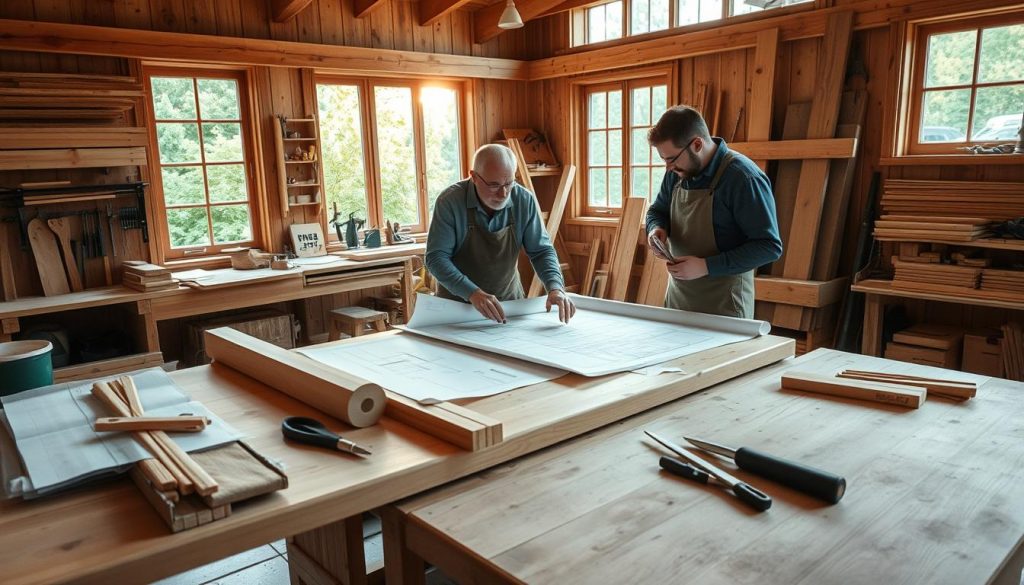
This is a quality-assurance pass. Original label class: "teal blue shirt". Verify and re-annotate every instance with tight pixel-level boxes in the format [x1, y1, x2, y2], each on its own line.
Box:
[425, 179, 565, 300]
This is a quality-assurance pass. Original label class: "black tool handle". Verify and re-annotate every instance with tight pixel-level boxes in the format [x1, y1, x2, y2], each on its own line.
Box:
[735, 447, 846, 504]
[732, 482, 772, 511]
[281, 416, 339, 450]
[659, 456, 709, 484]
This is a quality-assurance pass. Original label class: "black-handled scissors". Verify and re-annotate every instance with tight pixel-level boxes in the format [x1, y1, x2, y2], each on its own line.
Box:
[282, 416, 372, 456]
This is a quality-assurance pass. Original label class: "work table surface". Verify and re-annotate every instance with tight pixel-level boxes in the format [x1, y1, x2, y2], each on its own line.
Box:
[0, 333, 792, 585]
[397, 348, 1024, 585]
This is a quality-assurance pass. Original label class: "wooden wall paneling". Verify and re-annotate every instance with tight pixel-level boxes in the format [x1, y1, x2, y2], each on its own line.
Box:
[241, 0, 273, 38]
[718, 49, 746, 140]
[433, 18, 454, 54]
[32, 0, 80, 73]
[341, 0, 373, 47]
[449, 9, 472, 56]
[317, 0, 346, 45]
[150, 0, 187, 33]
[412, 10, 435, 53]
[369, 0, 397, 50]
[747, 28, 778, 165]
[183, 0, 218, 36]
[392, 1, 417, 52]
[295, 1, 324, 44]
[768, 102, 811, 278]
[213, 0, 244, 37]
[269, 3, 300, 41]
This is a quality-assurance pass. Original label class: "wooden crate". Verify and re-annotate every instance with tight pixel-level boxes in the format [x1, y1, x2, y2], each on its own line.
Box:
[962, 330, 1003, 377]
[182, 310, 297, 367]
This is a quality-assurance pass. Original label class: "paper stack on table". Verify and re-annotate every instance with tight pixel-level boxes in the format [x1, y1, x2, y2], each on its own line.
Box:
[0, 369, 240, 499]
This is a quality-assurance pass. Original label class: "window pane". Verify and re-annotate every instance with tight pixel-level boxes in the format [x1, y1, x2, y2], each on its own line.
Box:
[972, 85, 1024, 141]
[979, 24, 1024, 84]
[317, 84, 369, 223]
[609, 168, 623, 207]
[421, 87, 462, 215]
[651, 166, 667, 200]
[151, 77, 196, 120]
[606, 1, 622, 40]
[652, 85, 667, 118]
[156, 123, 200, 163]
[197, 78, 240, 119]
[608, 129, 623, 165]
[207, 164, 247, 203]
[608, 90, 622, 127]
[374, 86, 419, 226]
[202, 123, 243, 162]
[630, 0, 649, 35]
[698, 0, 721, 23]
[589, 131, 607, 166]
[161, 166, 205, 205]
[588, 5, 606, 43]
[650, 0, 668, 32]
[632, 87, 651, 125]
[925, 30, 976, 88]
[167, 207, 210, 248]
[630, 167, 649, 199]
[589, 92, 607, 128]
[631, 128, 649, 164]
[920, 89, 970, 142]
[588, 168, 607, 207]
[211, 204, 252, 244]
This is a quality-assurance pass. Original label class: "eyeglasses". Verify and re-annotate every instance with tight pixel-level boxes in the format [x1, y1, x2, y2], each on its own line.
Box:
[661, 137, 698, 166]
[474, 172, 515, 192]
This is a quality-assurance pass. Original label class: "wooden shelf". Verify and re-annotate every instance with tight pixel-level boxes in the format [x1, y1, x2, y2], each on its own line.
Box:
[873, 237, 1024, 251]
[852, 279, 1024, 311]
[284, 159, 317, 164]
[0, 286, 151, 319]
[527, 166, 562, 177]
[289, 200, 321, 207]
[284, 137, 317, 142]
[287, 182, 320, 188]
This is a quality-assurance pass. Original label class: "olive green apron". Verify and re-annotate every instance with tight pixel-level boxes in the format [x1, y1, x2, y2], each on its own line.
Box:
[665, 151, 754, 318]
[437, 190, 525, 302]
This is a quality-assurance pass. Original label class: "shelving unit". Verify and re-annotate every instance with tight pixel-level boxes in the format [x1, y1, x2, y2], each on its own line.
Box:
[273, 116, 323, 218]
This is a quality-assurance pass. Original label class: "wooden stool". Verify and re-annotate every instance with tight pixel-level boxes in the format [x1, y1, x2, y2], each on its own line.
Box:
[328, 307, 388, 341]
[369, 295, 404, 325]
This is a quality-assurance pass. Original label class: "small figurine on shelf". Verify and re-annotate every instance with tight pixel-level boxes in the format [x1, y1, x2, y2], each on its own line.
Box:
[277, 114, 288, 139]
[330, 203, 365, 249]
[307, 145, 316, 162]
[287, 177, 297, 184]
[291, 146, 304, 160]
[384, 218, 412, 245]
[363, 229, 382, 248]
[287, 130, 301, 139]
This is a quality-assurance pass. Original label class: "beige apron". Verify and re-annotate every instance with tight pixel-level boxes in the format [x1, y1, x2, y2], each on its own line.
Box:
[437, 194, 524, 302]
[665, 151, 754, 318]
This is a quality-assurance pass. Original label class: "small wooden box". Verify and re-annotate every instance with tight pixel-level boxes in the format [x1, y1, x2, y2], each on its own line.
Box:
[884, 342, 959, 369]
[183, 310, 297, 367]
[962, 331, 1003, 377]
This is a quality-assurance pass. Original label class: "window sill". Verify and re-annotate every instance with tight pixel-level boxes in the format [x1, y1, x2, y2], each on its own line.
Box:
[879, 154, 1024, 166]
[566, 216, 623, 227]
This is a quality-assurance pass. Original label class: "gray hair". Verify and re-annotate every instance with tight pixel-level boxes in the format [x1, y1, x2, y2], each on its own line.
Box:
[472, 144, 517, 174]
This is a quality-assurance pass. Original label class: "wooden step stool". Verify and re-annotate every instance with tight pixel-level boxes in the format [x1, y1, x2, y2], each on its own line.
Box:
[368, 295, 404, 325]
[328, 307, 389, 341]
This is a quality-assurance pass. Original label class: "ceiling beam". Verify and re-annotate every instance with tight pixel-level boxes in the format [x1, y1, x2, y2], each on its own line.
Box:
[0, 19, 530, 80]
[270, 0, 315, 22]
[537, 0, 599, 18]
[419, 0, 477, 26]
[353, 0, 388, 19]
[474, 0, 568, 44]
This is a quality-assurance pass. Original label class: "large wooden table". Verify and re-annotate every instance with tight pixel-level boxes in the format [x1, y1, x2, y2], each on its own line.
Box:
[387, 348, 1024, 585]
[0, 332, 793, 584]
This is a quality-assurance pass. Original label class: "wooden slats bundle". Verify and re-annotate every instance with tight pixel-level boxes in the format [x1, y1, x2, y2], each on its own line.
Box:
[874, 214, 993, 242]
[890, 258, 981, 294]
[980, 268, 1024, 292]
[836, 369, 976, 400]
[881, 179, 1024, 220]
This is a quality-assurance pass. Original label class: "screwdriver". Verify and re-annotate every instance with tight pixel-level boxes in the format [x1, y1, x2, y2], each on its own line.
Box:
[684, 436, 846, 504]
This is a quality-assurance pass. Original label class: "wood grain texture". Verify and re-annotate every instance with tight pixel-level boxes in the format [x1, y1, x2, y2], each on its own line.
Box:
[605, 197, 646, 302]
[26, 217, 70, 296]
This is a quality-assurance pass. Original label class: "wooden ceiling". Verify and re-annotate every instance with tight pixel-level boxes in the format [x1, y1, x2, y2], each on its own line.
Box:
[270, 0, 583, 43]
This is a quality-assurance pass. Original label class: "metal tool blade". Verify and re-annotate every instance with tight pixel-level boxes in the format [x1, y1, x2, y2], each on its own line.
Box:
[683, 436, 737, 459]
[645, 431, 743, 488]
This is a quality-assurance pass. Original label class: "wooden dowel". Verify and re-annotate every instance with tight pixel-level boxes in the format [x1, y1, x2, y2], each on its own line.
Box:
[117, 376, 145, 417]
[137, 459, 177, 492]
[837, 370, 975, 400]
[151, 431, 218, 496]
[94, 416, 210, 433]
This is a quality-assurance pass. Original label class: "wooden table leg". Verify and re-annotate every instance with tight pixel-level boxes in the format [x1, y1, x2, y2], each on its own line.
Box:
[287, 516, 367, 585]
[379, 506, 426, 585]
[861, 293, 884, 357]
[401, 258, 415, 320]
[1, 317, 19, 343]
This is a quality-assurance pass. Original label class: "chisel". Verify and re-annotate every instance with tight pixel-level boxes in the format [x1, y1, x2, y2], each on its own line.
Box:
[684, 436, 846, 504]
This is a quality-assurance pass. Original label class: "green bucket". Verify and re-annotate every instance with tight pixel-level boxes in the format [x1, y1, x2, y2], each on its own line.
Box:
[0, 340, 54, 399]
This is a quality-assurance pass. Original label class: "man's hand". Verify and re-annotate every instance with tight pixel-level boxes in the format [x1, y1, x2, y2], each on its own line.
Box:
[647, 227, 671, 260]
[469, 289, 507, 323]
[667, 256, 709, 280]
[545, 289, 576, 324]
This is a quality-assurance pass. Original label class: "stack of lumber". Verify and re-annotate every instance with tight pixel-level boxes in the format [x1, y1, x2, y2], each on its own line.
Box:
[122, 262, 177, 292]
[881, 179, 1024, 220]
[874, 215, 992, 242]
[891, 258, 980, 293]
[1001, 322, 1024, 382]
[980, 268, 1024, 293]
[884, 323, 963, 369]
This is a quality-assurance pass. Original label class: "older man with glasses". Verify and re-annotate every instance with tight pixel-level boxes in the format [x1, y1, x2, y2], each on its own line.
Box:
[645, 105, 782, 319]
[426, 144, 575, 324]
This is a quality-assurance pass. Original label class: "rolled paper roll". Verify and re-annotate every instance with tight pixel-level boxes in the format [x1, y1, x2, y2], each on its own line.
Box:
[204, 327, 386, 428]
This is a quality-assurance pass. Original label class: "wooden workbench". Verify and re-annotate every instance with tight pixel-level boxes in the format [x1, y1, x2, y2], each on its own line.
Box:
[0, 333, 793, 585]
[387, 348, 1024, 585]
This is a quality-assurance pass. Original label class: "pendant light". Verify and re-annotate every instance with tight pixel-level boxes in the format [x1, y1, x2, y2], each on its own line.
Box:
[497, 0, 524, 30]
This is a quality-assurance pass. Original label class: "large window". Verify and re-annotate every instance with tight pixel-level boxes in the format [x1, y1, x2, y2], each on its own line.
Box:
[145, 69, 258, 259]
[582, 78, 668, 216]
[907, 18, 1024, 154]
[575, 0, 810, 46]
[316, 79, 464, 234]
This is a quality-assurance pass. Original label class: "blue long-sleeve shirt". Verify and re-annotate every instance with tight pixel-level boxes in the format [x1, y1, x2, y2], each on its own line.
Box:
[645, 139, 783, 276]
[425, 179, 564, 300]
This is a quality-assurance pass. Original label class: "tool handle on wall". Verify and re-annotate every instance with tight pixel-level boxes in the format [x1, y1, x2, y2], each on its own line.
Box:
[735, 447, 846, 504]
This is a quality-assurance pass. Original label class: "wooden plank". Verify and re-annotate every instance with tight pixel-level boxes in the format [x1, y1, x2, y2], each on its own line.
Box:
[0, 222, 17, 301]
[727, 137, 857, 160]
[635, 250, 669, 306]
[336, 243, 426, 261]
[26, 218, 70, 296]
[0, 147, 147, 170]
[54, 352, 164, 383]
[419, 0, 474, 26]
[0, 127, 149, 149]
[767, 103, 811, 279]
[754, 276, 848, 308]
[271, 0, 315, 22]
[354, 0, 389, 18]
[528, 164, 576, 297]
[0, 18, 529, 81]
[580, 239, 601, 297]
[605, 197, 647, 302]
[747, 27, 778, 171]
[780, 11, 853, 282]
[781, 370, 925, 409]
